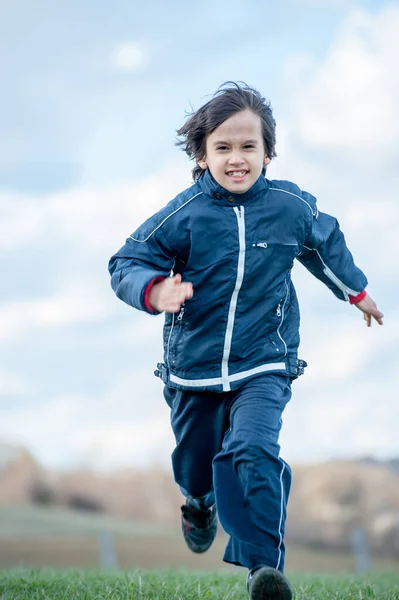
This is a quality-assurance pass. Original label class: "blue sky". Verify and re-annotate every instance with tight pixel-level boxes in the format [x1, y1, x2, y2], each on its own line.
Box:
[1, 0, 398, 471]
[1, 0, 384, 192]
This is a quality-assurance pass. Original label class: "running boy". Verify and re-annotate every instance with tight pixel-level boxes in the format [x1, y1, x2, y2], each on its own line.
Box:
[108, 83, 383, 600]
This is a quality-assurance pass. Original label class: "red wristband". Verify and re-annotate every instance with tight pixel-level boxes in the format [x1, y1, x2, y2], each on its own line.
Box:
[144, 277, 165, 312]
[349, 290, 367, 305]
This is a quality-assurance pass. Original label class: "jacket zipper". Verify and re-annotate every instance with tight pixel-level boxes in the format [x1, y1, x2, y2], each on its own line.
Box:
[221, 205, 246, 392]
[166, 306, 185, 367]
[276, 279, 289, 356]
[166, 313, 175, 366]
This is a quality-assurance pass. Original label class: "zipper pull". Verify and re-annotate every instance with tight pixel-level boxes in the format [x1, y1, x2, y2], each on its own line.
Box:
[255, 242, 268, 249]
[276, 302, 282, 317]
[177, 307, 185, 321]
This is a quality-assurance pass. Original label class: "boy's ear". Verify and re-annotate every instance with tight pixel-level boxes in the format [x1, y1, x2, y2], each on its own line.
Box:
[198, 158, 208, 169]
[264, 156, 271, 165]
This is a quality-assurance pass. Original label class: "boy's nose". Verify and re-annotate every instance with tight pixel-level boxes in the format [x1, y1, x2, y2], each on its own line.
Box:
[228, 152, 245, 165]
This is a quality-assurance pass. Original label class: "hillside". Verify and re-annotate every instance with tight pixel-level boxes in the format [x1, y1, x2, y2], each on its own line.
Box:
[0, 443, 398, 555]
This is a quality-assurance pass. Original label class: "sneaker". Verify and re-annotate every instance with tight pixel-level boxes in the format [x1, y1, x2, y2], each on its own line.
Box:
[246, 566, 293, 600]
[180, 500, 217, 553]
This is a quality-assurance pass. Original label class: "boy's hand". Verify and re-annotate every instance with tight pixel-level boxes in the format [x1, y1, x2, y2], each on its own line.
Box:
[355, 293, 384, 327]
[148, 274, 193, 313]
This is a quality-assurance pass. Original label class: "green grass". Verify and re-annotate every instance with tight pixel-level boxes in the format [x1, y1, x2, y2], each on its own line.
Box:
[0, 569, 398, 600]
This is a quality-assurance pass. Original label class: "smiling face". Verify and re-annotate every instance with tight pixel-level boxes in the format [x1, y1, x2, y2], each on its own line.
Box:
[198, 109, 270, 194]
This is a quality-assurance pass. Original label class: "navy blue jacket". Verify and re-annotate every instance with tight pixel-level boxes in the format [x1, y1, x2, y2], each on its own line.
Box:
[109, 169, 367, 392]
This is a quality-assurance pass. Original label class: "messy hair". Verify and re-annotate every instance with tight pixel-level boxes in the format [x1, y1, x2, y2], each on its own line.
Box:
[176, 82, 277, 181]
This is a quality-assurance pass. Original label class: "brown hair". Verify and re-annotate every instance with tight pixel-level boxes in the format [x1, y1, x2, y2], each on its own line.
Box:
[176, 81, 277, 181]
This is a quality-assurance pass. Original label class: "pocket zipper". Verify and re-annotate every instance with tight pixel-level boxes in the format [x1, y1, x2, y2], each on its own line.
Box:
[177, 307, 185, 321]
[253, 241, 298, 248]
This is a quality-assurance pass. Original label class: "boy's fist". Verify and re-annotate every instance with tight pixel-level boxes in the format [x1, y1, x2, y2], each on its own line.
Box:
[149, 274, 193, 313]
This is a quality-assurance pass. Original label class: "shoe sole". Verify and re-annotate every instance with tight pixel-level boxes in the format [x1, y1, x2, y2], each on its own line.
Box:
[249, 567, 293, 600]
[183, 536, 214, 553]
[181, 519, 217, 554]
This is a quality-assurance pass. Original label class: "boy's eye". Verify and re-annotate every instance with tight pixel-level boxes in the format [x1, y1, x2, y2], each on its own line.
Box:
[244, 144, 255, 149]
[216, 146, 228, 151]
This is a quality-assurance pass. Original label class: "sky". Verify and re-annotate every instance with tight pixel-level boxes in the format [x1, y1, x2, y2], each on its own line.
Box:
[1, 0, 398, 472]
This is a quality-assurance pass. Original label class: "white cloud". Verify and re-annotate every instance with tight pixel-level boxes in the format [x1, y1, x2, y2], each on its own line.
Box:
[0, 159, 188, 253]
[0, 373, 174, 471]
[109, 42, 149, 72]
[281, 374, 399, 462]
[0, 371, 28, 396]
[0, 192, 45, 250]
[73, 418, 174, 472]
[298, 0, 350, 6]
[300, 321, 380, 380]
[0, 160, 189, 340]
[287, 7, 399, 160]
[270, 4, 399, 289]
[0, 279, 115, 340]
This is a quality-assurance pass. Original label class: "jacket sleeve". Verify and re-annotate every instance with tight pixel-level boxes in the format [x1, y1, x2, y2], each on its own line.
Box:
[108, 217, 176, 315]
[297, 193, 368, 301]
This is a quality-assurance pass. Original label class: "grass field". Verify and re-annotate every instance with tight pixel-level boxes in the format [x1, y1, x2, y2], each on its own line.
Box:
[1, 506, 398, 598]
[0, 569, 398, 599]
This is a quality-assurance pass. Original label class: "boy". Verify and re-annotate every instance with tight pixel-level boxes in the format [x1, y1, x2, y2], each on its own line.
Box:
[108, 83, 383, 600]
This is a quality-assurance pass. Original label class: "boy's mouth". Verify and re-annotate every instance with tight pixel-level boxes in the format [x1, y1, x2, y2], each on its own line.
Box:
[226, 170, 248, 181]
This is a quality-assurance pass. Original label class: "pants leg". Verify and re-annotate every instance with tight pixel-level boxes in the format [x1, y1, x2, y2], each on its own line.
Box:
[212, 374, 292, 571]
[164, 385, 228, 509]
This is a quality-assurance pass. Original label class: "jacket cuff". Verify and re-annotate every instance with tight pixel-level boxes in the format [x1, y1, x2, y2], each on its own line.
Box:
[144, 277, 165, 313]
[349, 290, 367, 305]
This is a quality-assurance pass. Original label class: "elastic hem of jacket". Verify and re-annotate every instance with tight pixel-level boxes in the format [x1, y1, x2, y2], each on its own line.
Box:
[349, 290, 367, 305]
[154, 358, 307, 391]
[144, 276, 165, 312]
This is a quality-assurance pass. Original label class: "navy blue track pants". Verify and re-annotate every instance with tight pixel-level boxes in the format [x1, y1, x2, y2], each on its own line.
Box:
[163, 373, 292, 571]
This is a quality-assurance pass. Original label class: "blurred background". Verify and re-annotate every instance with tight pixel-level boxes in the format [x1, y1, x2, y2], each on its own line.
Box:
[0, 0, 398, 574]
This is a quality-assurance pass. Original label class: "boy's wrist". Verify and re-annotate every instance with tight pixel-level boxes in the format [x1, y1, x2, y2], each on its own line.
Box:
[144, 277, 165, 312]
[349, 290, 367, 305]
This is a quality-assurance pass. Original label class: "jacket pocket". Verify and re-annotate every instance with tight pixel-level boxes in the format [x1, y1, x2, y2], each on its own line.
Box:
[252, 240, 299, 250]
[252, 239, 300, 270]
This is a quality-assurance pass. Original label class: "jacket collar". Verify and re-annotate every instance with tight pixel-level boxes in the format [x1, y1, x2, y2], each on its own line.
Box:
[197, 168, 269, 204]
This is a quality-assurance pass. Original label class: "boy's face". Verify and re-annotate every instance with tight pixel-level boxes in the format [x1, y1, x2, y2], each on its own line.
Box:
[198, 109, 270, 194]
